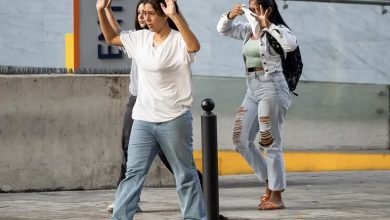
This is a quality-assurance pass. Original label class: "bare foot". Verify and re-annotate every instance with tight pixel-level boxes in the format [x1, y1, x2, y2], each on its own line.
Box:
[258, 182, 272, 207]
[267, 191, 284, 207]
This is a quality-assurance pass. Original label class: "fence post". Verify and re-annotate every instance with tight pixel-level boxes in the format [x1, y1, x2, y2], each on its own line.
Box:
[201, 98, 219, 220]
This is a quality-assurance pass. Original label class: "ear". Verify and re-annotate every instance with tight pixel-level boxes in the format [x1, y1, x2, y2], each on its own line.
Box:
[267, 7, 273, 15]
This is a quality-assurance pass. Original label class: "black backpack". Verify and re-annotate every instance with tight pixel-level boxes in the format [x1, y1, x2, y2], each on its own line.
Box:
[266, 33, 303, 95]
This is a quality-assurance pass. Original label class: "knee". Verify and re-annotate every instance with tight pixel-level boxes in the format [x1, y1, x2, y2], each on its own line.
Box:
[233, 128, 247, 153]
[259, 116, 274, 148]
[125, 165, 146, 179]
[259, 130, 274, 147]
[265, 147, 283, 159]
[233, 106, 247, 146]
[234, 140, 248, 152]
[176, 169, 199, 187]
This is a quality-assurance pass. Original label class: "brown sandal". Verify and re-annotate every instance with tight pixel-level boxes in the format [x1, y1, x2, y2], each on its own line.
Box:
[258, 194, 270, 207]
[258, 201, 285, 210]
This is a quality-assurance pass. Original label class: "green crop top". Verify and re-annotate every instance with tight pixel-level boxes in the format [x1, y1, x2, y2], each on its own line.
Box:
[243, 38, 262, 68]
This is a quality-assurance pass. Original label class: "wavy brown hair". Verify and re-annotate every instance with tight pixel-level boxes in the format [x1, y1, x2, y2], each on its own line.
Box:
[134, 0, 147, 30]
[143, 0, 179, 31]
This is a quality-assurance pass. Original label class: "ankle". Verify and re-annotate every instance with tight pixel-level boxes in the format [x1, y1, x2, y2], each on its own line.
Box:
[264, 180, 271, 195]
[270, 191, 282, 201]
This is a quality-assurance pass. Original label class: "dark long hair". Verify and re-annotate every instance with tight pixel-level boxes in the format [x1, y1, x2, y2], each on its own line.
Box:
[134, 0, 146, 30]
[256, 0, 289, 29]
[143, 0, 179, 31]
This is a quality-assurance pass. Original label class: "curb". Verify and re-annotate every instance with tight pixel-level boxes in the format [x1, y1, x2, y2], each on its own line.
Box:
[193, 150, 390, 175]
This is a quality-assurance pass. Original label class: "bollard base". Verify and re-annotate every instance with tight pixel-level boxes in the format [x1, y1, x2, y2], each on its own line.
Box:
[219, 214, 229, 219]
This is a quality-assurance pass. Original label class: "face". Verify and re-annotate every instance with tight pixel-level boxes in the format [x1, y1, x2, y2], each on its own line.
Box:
[250, 0, 272, 14]
[249, 0, 258, 13]
[143, 3, 168, 32]
[137, 3, 146, 28]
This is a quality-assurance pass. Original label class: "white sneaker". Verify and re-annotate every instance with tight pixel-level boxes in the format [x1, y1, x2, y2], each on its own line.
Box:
[107, 203, 114, 213]
[107, 202, 142, 213]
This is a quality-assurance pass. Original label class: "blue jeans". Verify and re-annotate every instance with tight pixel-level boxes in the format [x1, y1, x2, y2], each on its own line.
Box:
[112, 111, 206, 220]
[233, 71, 292, 191]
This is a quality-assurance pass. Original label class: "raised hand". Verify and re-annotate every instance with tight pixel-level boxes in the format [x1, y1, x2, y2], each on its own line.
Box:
[106, 0, 112, 9]
[228, 4, 244, 19]
[161, 0, 178, 17]
[96, 0, 110, 10]
[253, 5, 272, 29]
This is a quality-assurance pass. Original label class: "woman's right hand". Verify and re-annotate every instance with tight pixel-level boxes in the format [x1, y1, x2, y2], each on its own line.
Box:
[253, 5, 272, 29]
[96, 0, 110, 11]
[227, 4, 244, 20]
[106, 0, 112, 9]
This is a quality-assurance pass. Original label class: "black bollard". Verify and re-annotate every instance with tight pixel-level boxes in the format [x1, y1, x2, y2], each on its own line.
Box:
[201, 98, 219, 220]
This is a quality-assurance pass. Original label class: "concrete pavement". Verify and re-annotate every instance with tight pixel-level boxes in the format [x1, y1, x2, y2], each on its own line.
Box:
[1, 171, 390, 220]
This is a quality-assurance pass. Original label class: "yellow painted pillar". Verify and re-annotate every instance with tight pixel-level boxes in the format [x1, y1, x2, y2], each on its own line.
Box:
[65, 33, 74, 73]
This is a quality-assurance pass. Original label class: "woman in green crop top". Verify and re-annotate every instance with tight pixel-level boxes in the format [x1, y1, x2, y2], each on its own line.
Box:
[217, 0, 298, 211]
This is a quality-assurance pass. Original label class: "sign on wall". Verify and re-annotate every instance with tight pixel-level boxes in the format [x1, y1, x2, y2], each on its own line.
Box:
[74, 0, 137, 69]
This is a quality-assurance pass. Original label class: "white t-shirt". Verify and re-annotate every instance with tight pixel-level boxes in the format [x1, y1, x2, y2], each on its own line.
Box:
[120, 29, 195, 123]
[120, 42, 138, 96]
[129, 60, 138, 96]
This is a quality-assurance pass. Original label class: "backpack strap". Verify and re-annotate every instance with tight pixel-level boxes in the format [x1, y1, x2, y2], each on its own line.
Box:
[266, 33, 299, 96]
[266, 33, 284, 56]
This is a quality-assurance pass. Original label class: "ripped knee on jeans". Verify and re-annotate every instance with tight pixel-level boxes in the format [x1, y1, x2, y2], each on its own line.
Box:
[233, 106, 247, 144]
[259, 116, 273, 147]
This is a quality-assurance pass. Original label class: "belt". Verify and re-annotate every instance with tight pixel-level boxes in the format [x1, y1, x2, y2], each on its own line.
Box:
[247, 67, 264, 72]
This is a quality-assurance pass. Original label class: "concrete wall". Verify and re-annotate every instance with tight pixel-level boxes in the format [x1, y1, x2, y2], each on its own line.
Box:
[0, 75, 175, 192]
[0, 75, 388, 191]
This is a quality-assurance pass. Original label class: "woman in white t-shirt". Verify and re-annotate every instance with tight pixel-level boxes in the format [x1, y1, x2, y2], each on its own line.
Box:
[96, 0, 206, 219]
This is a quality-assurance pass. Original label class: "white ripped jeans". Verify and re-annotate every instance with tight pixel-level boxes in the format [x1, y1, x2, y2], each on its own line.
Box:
[233, 71, 292, 191]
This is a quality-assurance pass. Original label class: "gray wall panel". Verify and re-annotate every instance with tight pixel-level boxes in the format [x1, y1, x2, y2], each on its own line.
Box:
[78, 0, 137, 69]
[0, 0, 389, 79]
[0, 0, 72, 68]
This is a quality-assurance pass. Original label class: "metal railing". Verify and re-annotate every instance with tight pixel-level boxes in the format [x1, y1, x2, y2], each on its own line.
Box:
[281, 0, 390, 13]
[0, 65, 131, 75]
[283, 0, 390, 5]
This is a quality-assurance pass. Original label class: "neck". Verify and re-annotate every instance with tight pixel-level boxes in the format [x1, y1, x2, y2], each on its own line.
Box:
[154, 25, 171, 41]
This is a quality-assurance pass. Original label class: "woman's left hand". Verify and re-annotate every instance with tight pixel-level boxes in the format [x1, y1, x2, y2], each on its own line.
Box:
[253, 5, 272, 29]
[161, 0, 178, 17]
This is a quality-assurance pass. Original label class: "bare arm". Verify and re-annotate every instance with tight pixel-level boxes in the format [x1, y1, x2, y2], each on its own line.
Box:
[177, 8, 188, 27]
[162, 0, 200, 52]
[105, 0, 121, 33]
[96, 0, 122, 46]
